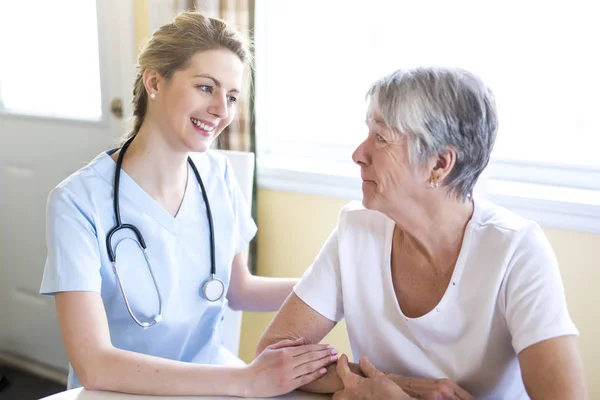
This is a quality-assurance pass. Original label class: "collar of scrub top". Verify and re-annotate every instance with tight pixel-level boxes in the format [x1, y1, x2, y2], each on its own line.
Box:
[105, 137, 224, 329]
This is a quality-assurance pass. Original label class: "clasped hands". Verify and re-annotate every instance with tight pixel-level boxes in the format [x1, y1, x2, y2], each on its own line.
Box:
[334, 354, 474, 400]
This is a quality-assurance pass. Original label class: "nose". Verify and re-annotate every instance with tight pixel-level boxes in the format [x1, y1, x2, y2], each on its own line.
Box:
[208, 93, 229, 120]
[352, 138, 370, 167]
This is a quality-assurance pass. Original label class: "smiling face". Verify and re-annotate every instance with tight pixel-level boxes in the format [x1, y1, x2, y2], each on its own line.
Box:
[148, 48, 244, 152]
[352, 104, 432, 215]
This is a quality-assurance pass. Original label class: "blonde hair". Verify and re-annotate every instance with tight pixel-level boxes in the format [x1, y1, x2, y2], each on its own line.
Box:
[122, 11, 251, 145]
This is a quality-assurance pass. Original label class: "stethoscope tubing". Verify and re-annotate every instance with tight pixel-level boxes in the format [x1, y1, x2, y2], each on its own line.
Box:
[106, 137, 221, 328]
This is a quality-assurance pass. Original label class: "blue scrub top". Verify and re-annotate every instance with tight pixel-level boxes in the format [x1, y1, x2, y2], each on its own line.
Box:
[40, 150, 257, 389]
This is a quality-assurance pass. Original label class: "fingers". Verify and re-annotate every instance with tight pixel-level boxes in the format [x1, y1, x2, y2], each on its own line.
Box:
[292, 347, 338, 367]
[268, 337, 306, 350]
[291, 365, 328, 389]
[289, 343, 335, 357]
[358, 355, 381, 378]
[336, 354, 352, 381]
[432, 379, 474, 400]
[455, 386, 476, 400]
[293, 352, 337, 377]
[436, 378, 474, 400]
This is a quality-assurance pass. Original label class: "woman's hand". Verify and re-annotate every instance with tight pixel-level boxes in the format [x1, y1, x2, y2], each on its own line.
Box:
[244, 338, 338, 398]
[333, 354, 411, 400]
[391, 374, 475, 400]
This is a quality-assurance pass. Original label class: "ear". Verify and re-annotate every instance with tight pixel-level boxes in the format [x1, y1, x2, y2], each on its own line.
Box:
[430, 146, 456, 185]
[142, 69, 161, 98]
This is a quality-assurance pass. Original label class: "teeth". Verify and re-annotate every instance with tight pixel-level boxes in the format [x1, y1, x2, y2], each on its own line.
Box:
[191, 117, 215, 131]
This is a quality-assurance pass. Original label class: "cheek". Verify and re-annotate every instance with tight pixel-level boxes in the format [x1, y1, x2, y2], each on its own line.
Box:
[219, 114, 235, 131]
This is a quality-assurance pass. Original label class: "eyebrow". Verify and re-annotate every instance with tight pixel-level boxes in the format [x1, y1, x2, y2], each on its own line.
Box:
[193, 74, 240, 94]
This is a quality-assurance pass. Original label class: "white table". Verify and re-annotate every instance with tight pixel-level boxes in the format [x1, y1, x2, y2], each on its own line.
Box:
[41, 388, 331, 399]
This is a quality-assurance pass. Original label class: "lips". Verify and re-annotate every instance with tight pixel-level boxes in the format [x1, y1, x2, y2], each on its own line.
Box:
[190, 117, 217, 131]
[190, 117, 217, 137]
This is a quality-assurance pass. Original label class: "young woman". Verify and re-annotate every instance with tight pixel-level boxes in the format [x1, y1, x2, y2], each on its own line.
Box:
[40, 11, 336, 397]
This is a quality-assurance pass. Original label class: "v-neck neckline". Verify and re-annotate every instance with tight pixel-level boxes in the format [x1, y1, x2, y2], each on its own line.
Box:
[384, 199, 480, 323]
[95, 151, 196, 235]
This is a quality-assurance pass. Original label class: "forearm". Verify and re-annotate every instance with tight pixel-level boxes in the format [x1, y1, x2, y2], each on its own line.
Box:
[383, 372, 420, 397]
[237, 276, 298, 312]
[81, 347, 248, 396]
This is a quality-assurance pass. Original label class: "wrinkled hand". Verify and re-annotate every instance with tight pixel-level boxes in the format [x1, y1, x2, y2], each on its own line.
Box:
[245, 338, 337, 398]
[333, 354, 411, 400]
[397, 375, 475, 400]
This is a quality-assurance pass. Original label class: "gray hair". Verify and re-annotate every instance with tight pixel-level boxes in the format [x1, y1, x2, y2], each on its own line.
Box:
[367, 67, 498, 200]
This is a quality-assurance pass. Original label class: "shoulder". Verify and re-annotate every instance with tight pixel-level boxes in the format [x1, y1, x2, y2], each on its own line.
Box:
[338, 201, 391, 236]
[48, 153, 111, 207]
[339, 201, 390, 223]
[474, 197, 535, 232]
[471, 197, 554, 261]
[46, 152, 112, 228]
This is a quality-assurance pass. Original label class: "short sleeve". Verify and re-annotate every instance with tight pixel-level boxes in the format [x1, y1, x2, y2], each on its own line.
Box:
[40, 186, 102, 295]
[223, 159, 257, 255]
[293, 227, 344, 322]
[501, 223, 579, 354]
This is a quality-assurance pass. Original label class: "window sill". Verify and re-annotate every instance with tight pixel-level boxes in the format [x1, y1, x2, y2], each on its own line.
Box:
[257, 156, 600, 235]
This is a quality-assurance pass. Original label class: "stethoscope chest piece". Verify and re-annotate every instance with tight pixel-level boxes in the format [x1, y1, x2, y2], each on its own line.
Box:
[203, 274, 224, 302]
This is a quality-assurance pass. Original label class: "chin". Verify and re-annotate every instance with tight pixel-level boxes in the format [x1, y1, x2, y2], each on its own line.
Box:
[186, 137, 213, 153]
[361, 195, 374, 210]
[193, 143, 211, 153]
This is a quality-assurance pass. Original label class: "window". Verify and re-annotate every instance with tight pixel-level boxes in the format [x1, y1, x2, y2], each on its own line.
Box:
[255, 0, 600, 233]
[0, 1, 102, 120]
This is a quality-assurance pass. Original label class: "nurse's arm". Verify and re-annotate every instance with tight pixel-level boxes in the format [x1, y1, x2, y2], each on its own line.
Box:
[518, 335, 587, 399]
[227, 252, 298, 312]
[257, 293, 356, 393]
[56, 291, 339, 396]
[55, 291, 252, 395]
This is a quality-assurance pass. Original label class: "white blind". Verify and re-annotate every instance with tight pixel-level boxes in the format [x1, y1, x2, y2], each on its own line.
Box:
[255, 0, 600, 167]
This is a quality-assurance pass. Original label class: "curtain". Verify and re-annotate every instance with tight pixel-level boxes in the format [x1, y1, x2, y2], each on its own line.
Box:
[191, 0, 258, 273]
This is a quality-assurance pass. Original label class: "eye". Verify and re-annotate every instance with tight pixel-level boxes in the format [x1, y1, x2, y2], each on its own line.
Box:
[375, 133, 386, 143]
[227, 95, 238, 105]
[196, 85, 213, 93]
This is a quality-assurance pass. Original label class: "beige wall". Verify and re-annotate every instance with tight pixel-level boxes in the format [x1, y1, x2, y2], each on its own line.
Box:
[240, 189, 600, 398]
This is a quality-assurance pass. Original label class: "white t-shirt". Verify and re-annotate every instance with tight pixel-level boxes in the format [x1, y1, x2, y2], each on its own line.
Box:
[294, 198, 578, 400]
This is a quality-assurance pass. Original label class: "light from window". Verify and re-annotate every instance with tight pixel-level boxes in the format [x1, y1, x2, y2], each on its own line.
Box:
[0, 1, 102, 120]
[255, 0, 600, 168]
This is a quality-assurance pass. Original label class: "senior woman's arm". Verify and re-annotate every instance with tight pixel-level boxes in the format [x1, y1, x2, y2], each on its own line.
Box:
[519, 336, 587, 399]
[257, 293, 350, 393]
[502, 223, 587, 399]
[257, 294, 473, 397]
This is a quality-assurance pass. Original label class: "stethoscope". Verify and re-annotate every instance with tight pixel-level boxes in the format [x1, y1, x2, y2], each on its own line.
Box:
[106, 137, 224, 329]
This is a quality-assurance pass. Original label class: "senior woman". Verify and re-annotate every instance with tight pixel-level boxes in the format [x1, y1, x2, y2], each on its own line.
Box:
[257, 67, 586, 399]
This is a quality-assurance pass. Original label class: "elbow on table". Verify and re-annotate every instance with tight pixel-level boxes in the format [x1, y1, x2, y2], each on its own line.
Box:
[71, 350, 113, 392]
[76, 364, 104, 391]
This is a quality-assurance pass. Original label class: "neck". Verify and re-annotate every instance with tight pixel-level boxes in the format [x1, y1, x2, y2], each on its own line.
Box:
[119, 124, 189, 198]
[389, 195, 474, 268]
